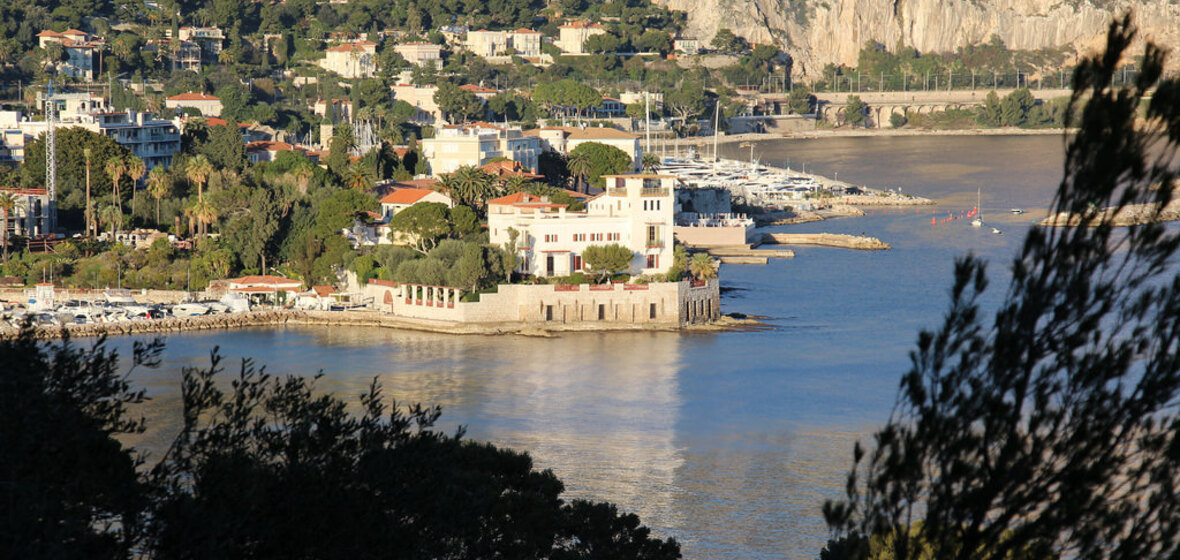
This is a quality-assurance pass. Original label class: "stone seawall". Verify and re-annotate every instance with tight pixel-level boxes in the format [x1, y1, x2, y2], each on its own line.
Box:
[762, 232, 891, 250]
[0, 304, 735, 341]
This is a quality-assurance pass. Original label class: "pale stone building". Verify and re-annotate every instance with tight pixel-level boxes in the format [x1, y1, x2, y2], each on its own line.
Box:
[525, 126, 642, 170]
[487, 174, 675, 278]
[318, 41, 377, 78]
[20, 94, 180, 171]
[466, 28, 542, 58]
[174, 27, 226, 60]
[673, 38, 702, 55]
[165, 92, 222, 117]
[0, 187, 52, 238]
[394, 42, 443, 67]
[557, 21, 607, 54]
[36, 29, 103, 80]
[391, 84, 442, 124]
[422, 122, 541, 175]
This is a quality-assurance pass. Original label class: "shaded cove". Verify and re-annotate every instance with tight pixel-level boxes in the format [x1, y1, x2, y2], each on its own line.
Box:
[113, 135, 1066, 559]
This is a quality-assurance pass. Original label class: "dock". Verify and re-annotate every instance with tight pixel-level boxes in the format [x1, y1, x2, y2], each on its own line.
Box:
[761, 233, 891, 250]
[703, 245, 795, 265]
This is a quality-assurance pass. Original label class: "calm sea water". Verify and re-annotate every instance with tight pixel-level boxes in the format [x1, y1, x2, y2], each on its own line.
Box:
[110, 135, 1067, 559]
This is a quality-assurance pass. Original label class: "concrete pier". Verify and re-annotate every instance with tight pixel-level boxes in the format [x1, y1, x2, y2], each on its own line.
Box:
[761, 233, 891, 250]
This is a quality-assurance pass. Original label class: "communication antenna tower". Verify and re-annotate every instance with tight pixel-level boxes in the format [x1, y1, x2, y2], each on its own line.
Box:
[45, 79, 58, 233]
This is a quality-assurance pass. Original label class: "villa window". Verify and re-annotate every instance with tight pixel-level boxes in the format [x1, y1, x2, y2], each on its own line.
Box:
[573, 255, 583, 270]
[650, 303, 657, 319]
[646, 254, 659, 269]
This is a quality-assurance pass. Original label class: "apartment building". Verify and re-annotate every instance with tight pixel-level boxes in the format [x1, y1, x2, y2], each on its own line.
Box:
[487, 174, 675, 277]
[673, 38, 702, 55]
[556, 21, 607, 54]
[17, 94, 180, 171]
[422, 122, 541, 175]
[174, 27, 226, 60]
[394, 42, 443, 67]
[165, 92, 221, 117]
[0, 188, 52, 238]
[36, 29, 103, 81]
[318, 41, 377, 78]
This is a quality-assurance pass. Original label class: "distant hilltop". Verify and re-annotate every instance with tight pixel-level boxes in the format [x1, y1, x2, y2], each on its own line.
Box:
[653, 0, 1180, 75]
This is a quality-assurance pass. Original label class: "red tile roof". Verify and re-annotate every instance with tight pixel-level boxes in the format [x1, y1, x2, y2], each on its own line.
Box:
[326, 41, 376, 52]
[460, 84, 499, 94]
[37, 30, 62, 37]
[559, 20, 604, 29]
[246, 141, 297, 151]
[168, 92, 219, 101]
[311, 285, 337, 297]
[231, 275, 301, 286]
[510, 28, 541, 34]
[379, 188, 438, 205]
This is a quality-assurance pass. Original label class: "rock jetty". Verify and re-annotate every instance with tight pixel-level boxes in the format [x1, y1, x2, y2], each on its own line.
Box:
[761, 232, 891, 250]
[1040, 199, 1180, 227]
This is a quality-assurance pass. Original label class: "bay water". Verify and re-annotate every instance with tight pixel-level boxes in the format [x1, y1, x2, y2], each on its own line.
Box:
[111, 134, 1067, 559]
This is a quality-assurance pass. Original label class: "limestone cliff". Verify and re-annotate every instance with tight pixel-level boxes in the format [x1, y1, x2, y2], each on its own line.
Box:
[653, 0, 1180, 75]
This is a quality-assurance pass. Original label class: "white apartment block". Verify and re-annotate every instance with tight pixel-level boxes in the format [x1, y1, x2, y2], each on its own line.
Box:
[466, 28, 541, 59]
[0, 187, 52, 237]
[165, 92, 222, 117]
[422, 122, 541, 175]
[557, 21, 607, 54]
[318, 41, 377, 79]
[674, 38, 702, 55]
[21, 95, 180, 171]
[36, 29, 103, 81]
[147, 39, 202, 72]
[526, 126, 642, 170]
[488, 174, 675, 278]
[394, 42, 443, 67]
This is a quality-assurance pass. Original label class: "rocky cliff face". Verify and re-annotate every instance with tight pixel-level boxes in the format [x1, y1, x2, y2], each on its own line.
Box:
[653, 0, 1180, 75]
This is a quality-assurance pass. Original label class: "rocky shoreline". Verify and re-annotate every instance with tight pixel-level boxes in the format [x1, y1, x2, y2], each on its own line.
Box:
[0, 309, 766, 341]
[1040, 199, 1180, 227]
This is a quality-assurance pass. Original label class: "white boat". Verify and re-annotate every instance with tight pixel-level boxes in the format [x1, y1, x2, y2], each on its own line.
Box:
[173, 303, 210, 317]
[992, 227, 1003, 235]
[971, 187, 984, 227]
[1010, 208, 1024, 215]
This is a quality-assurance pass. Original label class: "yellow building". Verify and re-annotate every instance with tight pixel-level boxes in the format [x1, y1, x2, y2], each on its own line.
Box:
[422, 122, 541, 175]
[557, 21, 607, 54]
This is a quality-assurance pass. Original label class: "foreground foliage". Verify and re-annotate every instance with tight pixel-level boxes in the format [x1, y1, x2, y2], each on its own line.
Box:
[824, 16, 1180, 560]
[3, 330, 680, 559]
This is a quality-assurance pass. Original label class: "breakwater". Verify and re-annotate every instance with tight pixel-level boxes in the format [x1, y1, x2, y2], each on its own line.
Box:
[762, 232, 891, 250]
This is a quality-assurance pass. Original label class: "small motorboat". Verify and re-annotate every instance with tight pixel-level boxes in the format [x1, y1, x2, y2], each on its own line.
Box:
[991, 227, 1003, 235]
[1010, 208, 1024, 215]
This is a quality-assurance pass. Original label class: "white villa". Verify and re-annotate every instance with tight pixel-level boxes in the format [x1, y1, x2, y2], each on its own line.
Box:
[165, 92, 222, 117]
[488, 174, 675, 278]
[36, 29, 103, 80]
[466, 28, 542, 59]
[379, 187, 453, 220]
[557, 20, 607, 54]
[318, 41, 377, 78]
[394, 42, 443, 67]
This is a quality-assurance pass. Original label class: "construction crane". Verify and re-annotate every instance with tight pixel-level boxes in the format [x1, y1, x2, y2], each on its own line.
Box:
[44, 79, 58, 234]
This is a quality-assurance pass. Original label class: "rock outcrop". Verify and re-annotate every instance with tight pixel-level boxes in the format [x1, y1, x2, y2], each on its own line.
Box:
[654, 0, 1180, 76]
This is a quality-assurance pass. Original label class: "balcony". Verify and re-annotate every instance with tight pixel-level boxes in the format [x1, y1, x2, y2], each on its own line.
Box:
[645, 240, 664, 249]
[640, 188, 669, 197]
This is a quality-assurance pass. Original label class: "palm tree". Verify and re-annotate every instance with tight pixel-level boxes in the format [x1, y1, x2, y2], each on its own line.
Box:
[98, 204, 123, 241]
[450, 165, 497, 207]
[346, 166, 372, 190]
[292, 163, 314, 195]
[187, 198, 218, 238]
[688, 252, 717, 280]
[503, 174, 534, 194]
[146, 166, 170, 227]
[125, 156, 146, 221]
[83, 147, 93, 237]
[104, 156, 127, 236]
[567, 150, 592, 194]
[185, 154, 213, 203]
[641, 153, 661, 174]
[0, 191, 24, 263]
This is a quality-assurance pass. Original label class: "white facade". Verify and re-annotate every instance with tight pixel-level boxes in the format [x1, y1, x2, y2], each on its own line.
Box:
[20, 96, 180, 171]
[466, 28, 541, 58]
[391, 84, 441, 124]
[488, 174, 675, 278]
[557, 21, 607, 54]
[422, 123, 541, 175]
[165, 92, 221, 117]
[318, 41, 377, 78]
[0, 188, 52, 238]
[37, 30, 102, 81]
[394, 42, 443, 67]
